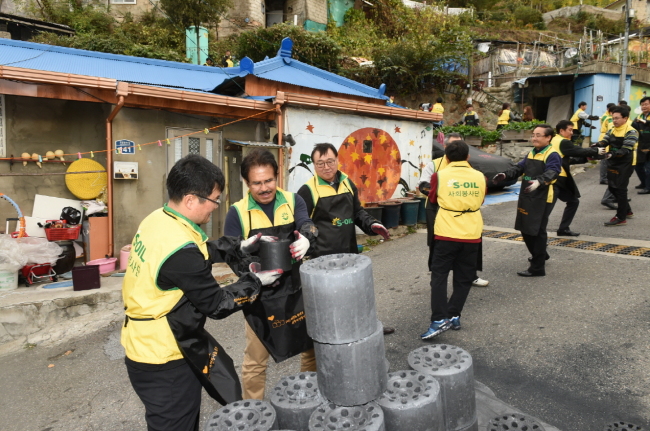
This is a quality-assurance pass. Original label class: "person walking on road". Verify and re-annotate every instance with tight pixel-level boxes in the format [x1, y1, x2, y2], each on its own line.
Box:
[420, 140, 486, 340]
[297, 143, 394, 334]
[224, 149, 318, 400]
[418, 133, 489, 287]
[121, 154, 283, 431]
[632, 96, 650, 195]
[598, 103, 616, 185]
[551, 120, 605, 237]
[494, 125, 561, 277]
[595, 106, 639, 226]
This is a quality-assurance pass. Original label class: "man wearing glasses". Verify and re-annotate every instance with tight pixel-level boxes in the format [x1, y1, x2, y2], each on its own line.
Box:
[224, 149, 318, 400]
[297, 143, 394, 334]
[122, 154, 283, 431]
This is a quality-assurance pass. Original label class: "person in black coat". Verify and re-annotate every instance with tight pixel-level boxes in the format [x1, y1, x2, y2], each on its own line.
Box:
[551, 120, 605, 236]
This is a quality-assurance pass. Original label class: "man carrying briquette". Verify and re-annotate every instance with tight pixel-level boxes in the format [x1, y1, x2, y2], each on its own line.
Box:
[420, 140, 487, 340]
[121, 154, 283, 431]
[224, 149, 318, 400]
[632, 96, 650, 195]
[296, 143, 394, 335]
[494, 124, 561, 276]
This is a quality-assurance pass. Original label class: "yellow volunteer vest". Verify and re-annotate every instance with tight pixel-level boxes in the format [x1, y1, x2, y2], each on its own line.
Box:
[121, 206, 209, 364]
[232, 188, 296, 238]
[432, 156, 449, 172]
[599, 113, 612, 141]
[498, 109, 511, 125]
[550, 135, 568, 177]
[570, 108, 584, 129]
[305, 172, 352, 211]
[525, 146, 558, 203]
[434, 161, 486, 240]
[432, 103, 444, 114]
[610, 123, 639, 166]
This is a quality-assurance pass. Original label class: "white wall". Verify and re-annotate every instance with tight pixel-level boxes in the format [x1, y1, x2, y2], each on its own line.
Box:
[284, 107, 433, 203]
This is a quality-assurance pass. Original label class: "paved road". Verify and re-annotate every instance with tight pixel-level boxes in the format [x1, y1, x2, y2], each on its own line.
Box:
[0, 165, 648, 431]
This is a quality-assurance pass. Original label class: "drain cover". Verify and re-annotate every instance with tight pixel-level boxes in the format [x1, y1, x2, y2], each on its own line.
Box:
[487, 413, 545, 431]
[603, 422, 646, 431]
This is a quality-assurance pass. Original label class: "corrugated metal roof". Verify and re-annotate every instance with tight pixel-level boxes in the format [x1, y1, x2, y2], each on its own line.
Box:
[0, 39, 233, 92]
[227, 140, 282, 148]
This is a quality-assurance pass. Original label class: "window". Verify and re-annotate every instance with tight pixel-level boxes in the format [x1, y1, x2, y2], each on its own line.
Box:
[111, 0, 136, 4]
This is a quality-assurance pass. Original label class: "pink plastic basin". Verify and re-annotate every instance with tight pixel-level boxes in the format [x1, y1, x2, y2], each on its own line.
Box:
[86, 257, 118, 274]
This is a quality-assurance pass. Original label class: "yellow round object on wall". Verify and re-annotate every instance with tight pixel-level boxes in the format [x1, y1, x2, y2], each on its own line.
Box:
[65, 158, 108, 200]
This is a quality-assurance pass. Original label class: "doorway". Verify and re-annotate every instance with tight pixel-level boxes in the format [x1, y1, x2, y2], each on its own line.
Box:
[166, 128, 224, 238]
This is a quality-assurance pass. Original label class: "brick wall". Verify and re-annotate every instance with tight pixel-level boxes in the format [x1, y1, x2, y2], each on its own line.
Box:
[306, 0, 328, 24]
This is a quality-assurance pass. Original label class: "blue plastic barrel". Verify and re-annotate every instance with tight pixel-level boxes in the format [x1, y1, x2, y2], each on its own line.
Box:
[416, 196, 427, 224]
[378, 201, 401, 228]
[399, 199, 420, 226]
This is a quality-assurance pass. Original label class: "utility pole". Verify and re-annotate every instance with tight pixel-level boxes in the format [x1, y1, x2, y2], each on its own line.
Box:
[619, 0, 632, 102]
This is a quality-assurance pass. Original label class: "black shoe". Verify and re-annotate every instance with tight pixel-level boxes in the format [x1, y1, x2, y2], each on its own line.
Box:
[517, 270, 545, 277]
[528, 254, 550, 262]
[601, 201, 618, 210]
[557, 229, 580, 236]
[638, 189, 650, 195]
[600, 180, 608, 185]
[635, 184, 645, 189]
[383, 326, 395, 335]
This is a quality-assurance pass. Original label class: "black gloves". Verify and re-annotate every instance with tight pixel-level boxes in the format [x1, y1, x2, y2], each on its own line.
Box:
[588, 115, 600, 121]
[418, 182, 431, 196]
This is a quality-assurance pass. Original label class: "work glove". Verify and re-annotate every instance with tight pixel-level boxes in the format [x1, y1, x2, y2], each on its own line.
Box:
[248, 262, 283, 286]
[493, 173, 506, 184]
[588, 115, 600, 121]
[605, 153, 613, 159]
[240, 233, 278, 254]
[418, 181, 431, 196]
[290, 230, 310, 261]
[371, 223, 390, 240]
[597, 147, 607, 156]
[524, 179, 540, 193]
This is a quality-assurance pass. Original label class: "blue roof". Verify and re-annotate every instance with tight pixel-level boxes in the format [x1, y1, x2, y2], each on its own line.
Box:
[0, 38, 234, 92]
[0, 37, 389, 101]
[219, 38, 389, 101]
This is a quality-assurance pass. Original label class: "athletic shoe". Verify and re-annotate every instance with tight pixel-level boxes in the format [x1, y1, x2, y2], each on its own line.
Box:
[600, 180, 608, 185]
[604, 217, 626, 226]
[627, 211, 634, 218]
[601, 201, 618, 210]
[472, 277, 489, 287]
[638, 189, 650, 194]
[420, 319, 451, 340]
[449, 316, 461, 330]
[635, 184, 645, 189]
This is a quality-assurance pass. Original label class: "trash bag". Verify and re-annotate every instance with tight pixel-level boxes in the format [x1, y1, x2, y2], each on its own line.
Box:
[0, 235, 28, 271]
[14, 237, 62, 265]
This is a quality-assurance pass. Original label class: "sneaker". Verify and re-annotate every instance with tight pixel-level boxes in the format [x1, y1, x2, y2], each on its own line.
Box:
[420, 319, 451, 340]
[604, 217, 626, 226]
[472, 277, 489, 287]
[635, 184, 645, 189]
[627, 211, 634, 218]
[449, 316, 461, 330]
[601, 201, 618, 210]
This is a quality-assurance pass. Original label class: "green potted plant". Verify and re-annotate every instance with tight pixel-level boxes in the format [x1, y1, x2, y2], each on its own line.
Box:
[500, 120, 542, 140]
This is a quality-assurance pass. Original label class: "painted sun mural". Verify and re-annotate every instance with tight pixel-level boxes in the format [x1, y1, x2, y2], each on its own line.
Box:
[337, 127, 402, 204]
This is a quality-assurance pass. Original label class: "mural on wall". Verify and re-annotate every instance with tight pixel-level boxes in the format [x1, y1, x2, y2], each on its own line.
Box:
[284, 108, 432, 203]
[630, 83, 650, 116]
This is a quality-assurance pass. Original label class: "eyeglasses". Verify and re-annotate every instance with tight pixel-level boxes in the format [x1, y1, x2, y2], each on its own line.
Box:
[191, 194, 221, 206]
[314, 159, 337, 168]
[249, 178, 276, 188]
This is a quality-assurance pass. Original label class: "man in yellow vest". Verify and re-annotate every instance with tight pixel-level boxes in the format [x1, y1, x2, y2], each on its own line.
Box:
[594, 106, 639, 226]
[494, 124, 562, 276]
[551, 120, 605, 236]
[598, 103, 616, 185]
[296, 143, 394, 334]
[432, 96, 445, 127]
[570, 101, 599, 143]
[121, 154, 283, 431]
[420, 140, 486, 339]
[418, 133, 489, 287]
[224, 149, 318, 399]
[632, 96, 650, 194]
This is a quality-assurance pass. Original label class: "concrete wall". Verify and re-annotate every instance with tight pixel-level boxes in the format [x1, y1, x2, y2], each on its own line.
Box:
[0, 94, 262, 253]
[284, 107, 431, 203]
[542, 5, 622, 24]
[306, 0, 327, 24]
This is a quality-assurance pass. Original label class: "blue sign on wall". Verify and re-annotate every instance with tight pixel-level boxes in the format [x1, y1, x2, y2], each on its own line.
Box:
[115, 139, 135, 155]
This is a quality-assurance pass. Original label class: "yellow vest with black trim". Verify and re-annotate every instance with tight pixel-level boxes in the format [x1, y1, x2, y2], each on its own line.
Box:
[432, 103, 444, 114]
[498, 109, 511, 125]
[525, 145, 558, 203]
[571, 108, 585, 129]
[599, 112, 613, 141]
[550, 135, 568, 177]
[304, 172, 352, 213]
[120, 206, 209, 364]
[232, 188, 295, 238]
[610, 122, 639, 166]
[434, 161, 486, 240]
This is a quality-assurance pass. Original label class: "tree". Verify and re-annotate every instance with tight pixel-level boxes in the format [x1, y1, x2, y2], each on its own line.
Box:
[159, 0, 232, 63]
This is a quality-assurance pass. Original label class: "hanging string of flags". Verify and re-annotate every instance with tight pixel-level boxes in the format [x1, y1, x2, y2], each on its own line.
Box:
[1, 108, 276, 166]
